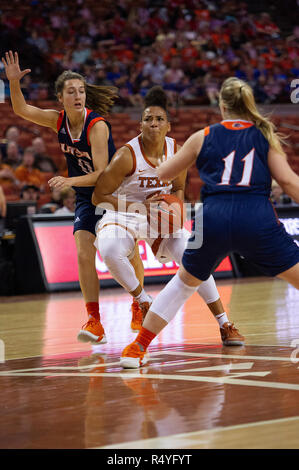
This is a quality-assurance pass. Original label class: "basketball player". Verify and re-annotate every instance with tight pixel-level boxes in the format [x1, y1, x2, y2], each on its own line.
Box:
[120, 77, 299, 368]
[1, 50, 144, 344]
[92, 86, 244, 346]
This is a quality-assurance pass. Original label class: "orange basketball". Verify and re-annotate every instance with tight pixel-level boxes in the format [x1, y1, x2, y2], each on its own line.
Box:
[147, 194, 185, 236]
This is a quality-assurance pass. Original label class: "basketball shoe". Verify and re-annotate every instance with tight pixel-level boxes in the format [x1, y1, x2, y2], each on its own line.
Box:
[130, 300, 143, 332]
[130, 296, 153, 332]
[220, 323, 244, 346]
[120, 342, 148, 369]
[77, 316, 107, 344]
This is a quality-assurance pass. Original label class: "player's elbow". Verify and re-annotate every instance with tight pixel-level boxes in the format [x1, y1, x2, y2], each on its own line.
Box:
[13, 107, 26, 118]
[91, 191, 100, 206]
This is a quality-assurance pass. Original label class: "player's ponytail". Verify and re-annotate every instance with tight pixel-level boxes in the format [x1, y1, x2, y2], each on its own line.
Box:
[85, 83, 118, 116]
[220, 77, 287, 155]
[55, 71, 118, 116]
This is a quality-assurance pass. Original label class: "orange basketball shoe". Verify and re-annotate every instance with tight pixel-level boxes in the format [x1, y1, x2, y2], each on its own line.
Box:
[130, 300, 143, 332]
[139, 299, 152, 319]
[220, 323, 245, 346]
[77, 317, 107, 344]
[120, 342, 148, 369]
[130, 297, 153, 332]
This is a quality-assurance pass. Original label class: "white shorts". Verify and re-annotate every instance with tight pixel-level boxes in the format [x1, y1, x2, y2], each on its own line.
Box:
[96, 210, 151, 241]
[96, 210, 190, 264]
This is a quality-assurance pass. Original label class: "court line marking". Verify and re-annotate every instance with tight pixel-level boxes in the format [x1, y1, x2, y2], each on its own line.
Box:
[0, 370, 298, 391]
[2, 343, 297, 362]
[95, 415, 299, 449]
[0, 349, 296, 374]
[159, 350, 297, 362]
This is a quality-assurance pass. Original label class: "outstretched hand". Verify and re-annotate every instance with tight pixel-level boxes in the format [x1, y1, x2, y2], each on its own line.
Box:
[1, 51, 31, 81]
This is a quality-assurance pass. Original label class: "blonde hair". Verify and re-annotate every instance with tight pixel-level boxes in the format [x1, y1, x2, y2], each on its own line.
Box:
[220, 77, 286, 154]
[60, 186, 75, 201]
[55, 71, 118, 116]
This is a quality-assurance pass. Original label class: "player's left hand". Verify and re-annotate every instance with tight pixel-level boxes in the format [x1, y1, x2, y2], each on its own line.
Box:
[48, 176, 72, 190]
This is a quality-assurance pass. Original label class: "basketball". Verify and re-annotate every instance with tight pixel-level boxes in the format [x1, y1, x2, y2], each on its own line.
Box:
[147, 194, 186, 236]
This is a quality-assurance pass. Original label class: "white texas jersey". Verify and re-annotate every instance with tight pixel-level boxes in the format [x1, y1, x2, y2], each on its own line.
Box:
[112, 134, 177, 202]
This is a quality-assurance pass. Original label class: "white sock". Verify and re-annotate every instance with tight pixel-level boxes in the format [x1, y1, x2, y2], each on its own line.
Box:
[215, 312, 230, 328]
[135, 289, 152, 304]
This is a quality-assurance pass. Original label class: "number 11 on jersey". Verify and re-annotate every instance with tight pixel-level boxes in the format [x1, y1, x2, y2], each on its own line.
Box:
[218, 148, 255, 187]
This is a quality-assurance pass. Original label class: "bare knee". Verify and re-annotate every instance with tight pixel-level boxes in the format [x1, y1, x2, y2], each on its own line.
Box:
[277, 262, 299, 289]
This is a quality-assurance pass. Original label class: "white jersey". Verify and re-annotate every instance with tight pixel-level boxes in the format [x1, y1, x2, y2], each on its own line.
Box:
[96, 134, 182, 253]
[112, 134, 177, 202]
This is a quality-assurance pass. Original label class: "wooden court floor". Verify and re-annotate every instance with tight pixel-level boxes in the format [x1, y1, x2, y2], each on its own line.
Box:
[0, 277, 299, 449]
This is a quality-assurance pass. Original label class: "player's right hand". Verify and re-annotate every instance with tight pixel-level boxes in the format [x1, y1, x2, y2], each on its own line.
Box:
[1, 51, 31, 81]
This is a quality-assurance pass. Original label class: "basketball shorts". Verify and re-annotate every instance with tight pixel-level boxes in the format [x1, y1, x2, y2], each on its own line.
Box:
[182, 194, 299, 280]
[73, 193, 105, 236]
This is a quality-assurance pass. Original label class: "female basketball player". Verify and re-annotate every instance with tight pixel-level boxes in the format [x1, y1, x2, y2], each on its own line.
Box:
[120, 76, 299, 368]
[92, 86, 244, 345]
[1, 50, 144, 345]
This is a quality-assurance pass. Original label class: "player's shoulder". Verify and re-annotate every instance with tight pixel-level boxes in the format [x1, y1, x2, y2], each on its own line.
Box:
[109, 144, 135, 176]
[85, 108, 103, 120]
[125, 134, 140, 147]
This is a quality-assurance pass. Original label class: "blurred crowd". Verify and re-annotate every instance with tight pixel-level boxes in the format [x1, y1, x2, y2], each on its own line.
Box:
[0, 0, 298, 107]
[0, 124, 75, 215]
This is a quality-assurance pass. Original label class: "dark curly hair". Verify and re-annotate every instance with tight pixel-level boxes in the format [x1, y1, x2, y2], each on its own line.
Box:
[142, 86, 169, 120]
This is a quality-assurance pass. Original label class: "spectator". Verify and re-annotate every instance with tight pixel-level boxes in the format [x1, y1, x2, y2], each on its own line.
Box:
[54, 187, 75, 215]
[39, 186, 63, 214]
[15, 146, 44, 188]
[0, 125, 22, 160]
[203, 73, 220, 105]
[4, 141, 22, 170]
[20, 184, 40, 203]
[31, 137, 58, 173]
[142, 53, 167, 85]
[0, 147, 18, 189]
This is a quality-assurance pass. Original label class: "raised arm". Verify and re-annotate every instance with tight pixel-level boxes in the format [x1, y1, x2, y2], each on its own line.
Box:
[92, 146, 134, 208]
[2, 51, 59, 131]
[157, 130, 204, 181]
[268, 146, 299, 204]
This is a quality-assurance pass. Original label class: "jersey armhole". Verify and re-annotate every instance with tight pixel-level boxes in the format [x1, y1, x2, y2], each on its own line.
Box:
[57, 110, 65, 132]
[124, 144, 137, 177]
[174, 138, 178, 154]
[87, 117, 106, 146]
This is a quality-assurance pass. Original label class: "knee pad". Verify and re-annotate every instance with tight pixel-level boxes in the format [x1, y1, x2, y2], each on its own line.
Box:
[95, 225, 135, 262]
[196, 275, 220, 304]
[95, 225, 139, 292]
[150, 273, 198, 323]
